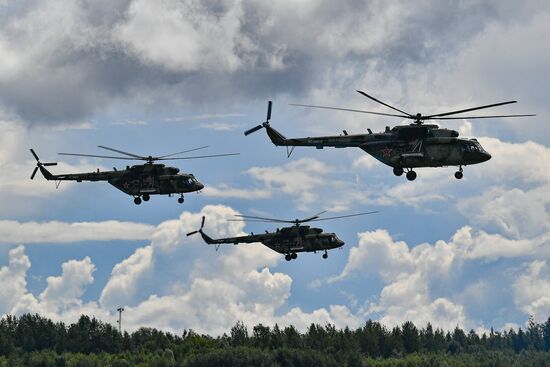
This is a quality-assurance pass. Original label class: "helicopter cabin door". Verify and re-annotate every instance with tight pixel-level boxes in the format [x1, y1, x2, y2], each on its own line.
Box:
[140, 174, 158, 194]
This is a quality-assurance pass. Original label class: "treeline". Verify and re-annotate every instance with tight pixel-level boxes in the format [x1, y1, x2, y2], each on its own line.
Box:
[0, 314, 550, 366]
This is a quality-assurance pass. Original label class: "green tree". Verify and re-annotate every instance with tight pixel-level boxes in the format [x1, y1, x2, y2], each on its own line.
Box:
[229, 321, 248, 347]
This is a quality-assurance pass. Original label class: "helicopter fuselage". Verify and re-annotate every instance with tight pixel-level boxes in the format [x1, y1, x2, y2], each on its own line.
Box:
[38, 163, 204, 197]
[199, 225, 344, 255]
[265, 123, 491, 170]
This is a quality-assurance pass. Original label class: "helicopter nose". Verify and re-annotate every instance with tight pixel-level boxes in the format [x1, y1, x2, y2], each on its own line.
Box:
[480, 151, 491, 162]
[196, 182, 204, 190]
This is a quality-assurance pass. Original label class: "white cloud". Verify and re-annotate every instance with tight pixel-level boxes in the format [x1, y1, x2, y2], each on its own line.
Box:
[0, 220, 155, 244]
[39, 257, 96, 312]
[332, 229, 463, 329]
[99, 245, 154, 309]
[458, 185, 550, 239]
[246, 158, 331, 209]
[202, 184, 271, 200]
[0, 246, 31, 315]
[114, 0, 248, 72]
[333, 221, 550, 330]
[514, 261, 550, 321]
[0, 205, 368, 334]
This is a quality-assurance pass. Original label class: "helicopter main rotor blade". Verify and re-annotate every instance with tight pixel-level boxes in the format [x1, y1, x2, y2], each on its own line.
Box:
[227, 219, 291, 223]
[430, 113, 536, 120]
[158, 153, 240, 160]
[297, 210, 329, 223]
[423, 101, 517, 119]
[233, 214, 290, 223]
[289, 104, 409, 118]
[58, 153, 141, 160]
[157, 146, 209, 159]
[356, 90, 413, 117]
[42, 162, 57, 166]
[308, 211, 379, 222]
[97, 145, 144, 159]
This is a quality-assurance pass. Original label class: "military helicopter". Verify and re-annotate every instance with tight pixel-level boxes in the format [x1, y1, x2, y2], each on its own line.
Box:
[244, 91, 534, 180]
[187, 210, 376, 261]
[30, 146, 238, 205]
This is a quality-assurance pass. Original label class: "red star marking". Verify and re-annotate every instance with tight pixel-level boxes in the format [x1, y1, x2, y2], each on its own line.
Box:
[380, 147, 392, 158]
[122, 182, 130, 189]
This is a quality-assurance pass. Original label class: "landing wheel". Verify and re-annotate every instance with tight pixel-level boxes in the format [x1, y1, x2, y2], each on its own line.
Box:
[291, 252, 297, 260]
[134, 197, 142, 205]
[454, 171, 463, 180]
[142, 194, 150, 201]
[285, 254, 292, 261]
[406, 170, 417, 181]
[322, 252, 328, 259]
[178, 196, 184, 204]
[393, 167, 404, 176]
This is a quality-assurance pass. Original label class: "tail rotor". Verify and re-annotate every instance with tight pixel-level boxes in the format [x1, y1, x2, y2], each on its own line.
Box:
[30, 149, 57, 180]
[187, 216, 205, 236]
[244, 101, 272, 136]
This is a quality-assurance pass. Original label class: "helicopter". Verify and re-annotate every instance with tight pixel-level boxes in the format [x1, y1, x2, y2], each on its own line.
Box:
[244, 91, 535, 181]
[187, 210, 376, 261]
[29, 146, 238, 205]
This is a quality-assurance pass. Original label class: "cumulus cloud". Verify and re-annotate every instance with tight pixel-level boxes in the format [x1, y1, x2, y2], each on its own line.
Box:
[95, 205, 363, 334]
[247, 158, 331, 209]
[0, 246, 31, 315]
[330, 229, 464, 329]
[0, 246, 102, 321]
[332, 221, 550, 330]
[39, 257, 96, 312]
[514, 261, 550, 321]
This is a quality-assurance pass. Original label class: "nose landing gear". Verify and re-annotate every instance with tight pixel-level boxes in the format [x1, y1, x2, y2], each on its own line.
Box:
[178, 194, 184, 204]
[322, 251, 328, 259]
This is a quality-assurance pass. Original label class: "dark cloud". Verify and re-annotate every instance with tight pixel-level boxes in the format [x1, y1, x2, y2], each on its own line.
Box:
[0, 0, 545, 125]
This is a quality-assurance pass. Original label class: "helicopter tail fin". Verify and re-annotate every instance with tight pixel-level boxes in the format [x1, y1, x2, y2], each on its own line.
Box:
[243, 101, 289, 146]
[30, 149, 57, 180]
[186, 216, 215, 244]
[265, 125, 287, 146]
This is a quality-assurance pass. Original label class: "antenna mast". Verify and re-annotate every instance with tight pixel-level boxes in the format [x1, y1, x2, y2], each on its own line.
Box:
[116, 307, 124, 333]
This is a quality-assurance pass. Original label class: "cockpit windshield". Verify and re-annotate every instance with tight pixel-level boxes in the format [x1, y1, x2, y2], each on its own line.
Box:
[183, 177, 196, 185]
[464, 141, 484, 153]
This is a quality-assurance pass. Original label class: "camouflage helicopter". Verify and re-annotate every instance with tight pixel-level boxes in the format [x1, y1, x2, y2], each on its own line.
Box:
[187, 210, 376, 261]
[30, 146, 238, 205]
[244, 91, 534, 180]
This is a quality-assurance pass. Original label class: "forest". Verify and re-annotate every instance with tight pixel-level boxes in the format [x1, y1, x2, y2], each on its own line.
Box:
[0, 314, 549, 366]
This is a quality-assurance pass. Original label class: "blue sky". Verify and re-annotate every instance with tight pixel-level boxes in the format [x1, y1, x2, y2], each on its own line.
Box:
[0, 0, 549, 334]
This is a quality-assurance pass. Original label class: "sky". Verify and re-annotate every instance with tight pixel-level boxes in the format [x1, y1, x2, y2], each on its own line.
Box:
[1, 0, 550, 335]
